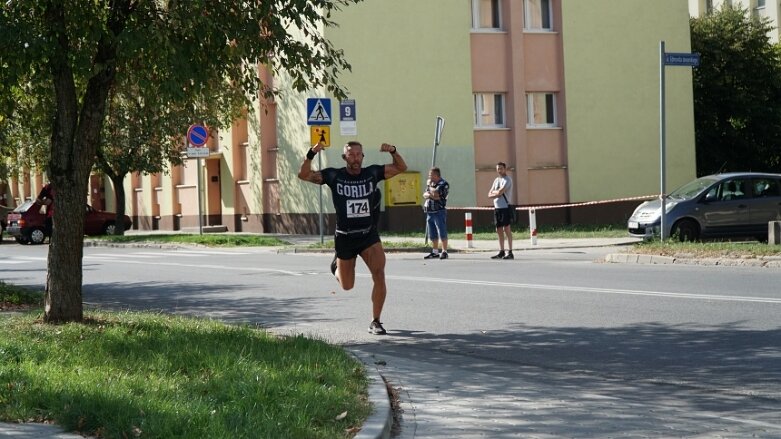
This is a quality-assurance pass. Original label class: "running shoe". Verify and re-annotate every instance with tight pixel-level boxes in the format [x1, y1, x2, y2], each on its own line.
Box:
[502, 251, 514, 260]
[491, 251, 506, 259]
[423, 252, 439, 259]
[330, 254, 338, 275]
[439, 252, 448, 259]
[368, 319, 387, 335]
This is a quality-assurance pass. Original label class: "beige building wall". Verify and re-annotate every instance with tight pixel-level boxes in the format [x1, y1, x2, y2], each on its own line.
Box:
[562, 0, 696, 202]
[322, 0, 476, 208]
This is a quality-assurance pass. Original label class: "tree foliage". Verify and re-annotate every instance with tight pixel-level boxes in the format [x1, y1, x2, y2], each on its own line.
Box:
[0, 0, 361, 322]
[691, 5, 781, 175]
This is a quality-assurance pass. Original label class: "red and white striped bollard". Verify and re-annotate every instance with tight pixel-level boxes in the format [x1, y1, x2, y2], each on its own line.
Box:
[465, 212, 474, 248]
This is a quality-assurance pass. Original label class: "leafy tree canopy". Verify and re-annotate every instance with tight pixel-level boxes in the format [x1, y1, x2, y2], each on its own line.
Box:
[0, 0, 362, 322]
[691, 4, 781, 175]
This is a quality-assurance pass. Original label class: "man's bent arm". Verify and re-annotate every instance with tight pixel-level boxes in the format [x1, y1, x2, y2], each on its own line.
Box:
[381, 143, 407, 179]
[298, 143, 324, 184]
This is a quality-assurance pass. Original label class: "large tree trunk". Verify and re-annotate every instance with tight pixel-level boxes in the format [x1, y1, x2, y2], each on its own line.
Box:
[43, 2, 126, 323]
[111, 174, 127, 235]
[44, 181, 86, 323]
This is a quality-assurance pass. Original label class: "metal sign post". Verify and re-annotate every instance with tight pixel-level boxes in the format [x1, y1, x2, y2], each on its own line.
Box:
[425, 116, 445, 245]
[306, 98, 332, 244]
[659, 42, 699, 241]
[197, 158, 203, 235]
[187, 124, 209, 235]
[659, 41, 667, 241]
[431, 116, 445, 167]
[318, 153, 324, 244]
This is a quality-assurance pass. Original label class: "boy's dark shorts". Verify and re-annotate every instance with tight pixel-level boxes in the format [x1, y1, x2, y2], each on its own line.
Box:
[494, 208, 512, 228]
[335, 229, 381, 260]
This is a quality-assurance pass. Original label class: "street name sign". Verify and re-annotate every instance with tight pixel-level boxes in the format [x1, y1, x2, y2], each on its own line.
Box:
[664, 52, 700, 67]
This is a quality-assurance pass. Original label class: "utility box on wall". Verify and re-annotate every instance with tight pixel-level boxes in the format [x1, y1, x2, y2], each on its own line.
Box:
[385, 171, 421, 207]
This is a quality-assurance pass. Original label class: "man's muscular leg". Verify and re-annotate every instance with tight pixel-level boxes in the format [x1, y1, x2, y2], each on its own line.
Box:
[336, 257, 357, 290]
[359, 242, 387, 320]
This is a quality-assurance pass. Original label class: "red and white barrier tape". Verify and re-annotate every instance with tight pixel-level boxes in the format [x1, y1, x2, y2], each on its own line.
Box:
[448, 194, 656, 212]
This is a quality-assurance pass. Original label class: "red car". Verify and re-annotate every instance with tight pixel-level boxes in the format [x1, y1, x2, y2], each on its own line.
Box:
[5, 200, 133, 245]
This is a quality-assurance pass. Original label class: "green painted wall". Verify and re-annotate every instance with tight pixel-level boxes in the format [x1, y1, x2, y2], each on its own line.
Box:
[277, 0, 476, 214]
[562, 0, 696, 202]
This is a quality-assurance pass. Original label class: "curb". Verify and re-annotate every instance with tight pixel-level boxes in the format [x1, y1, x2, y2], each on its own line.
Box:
[605, 253, 781, 268]
[350, 350, 392, 439]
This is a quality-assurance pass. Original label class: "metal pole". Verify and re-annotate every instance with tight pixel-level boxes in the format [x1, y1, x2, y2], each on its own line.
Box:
[318, 152, 324, 244]
[425, 116, 445, 246]
[659, 41, 667, 241]
[431, 116, 445, 167]
[197, 157, 203, 235]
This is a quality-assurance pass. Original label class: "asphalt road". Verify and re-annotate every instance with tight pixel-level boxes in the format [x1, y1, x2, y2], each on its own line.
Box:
[2, 243, 780, 437]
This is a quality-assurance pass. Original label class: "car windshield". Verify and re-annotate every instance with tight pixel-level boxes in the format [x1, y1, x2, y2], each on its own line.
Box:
[669, 176, 718, 200]
[12, 200, 37, 213]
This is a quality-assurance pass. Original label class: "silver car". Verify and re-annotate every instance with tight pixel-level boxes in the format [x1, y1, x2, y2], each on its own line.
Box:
[627, 172, 781, 241]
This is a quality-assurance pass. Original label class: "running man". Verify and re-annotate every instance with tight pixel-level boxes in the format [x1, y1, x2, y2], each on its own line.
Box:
[298, 141, 408, 334]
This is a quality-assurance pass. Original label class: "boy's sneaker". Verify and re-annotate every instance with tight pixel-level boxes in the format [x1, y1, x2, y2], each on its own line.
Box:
[330, 254, 338, 275]
[491, 251, 506, 259]
[368, 319, 387, 335]
[423, 252, 439, 259]
[503, 251, 514, 260]
[439, 252, 448, 259]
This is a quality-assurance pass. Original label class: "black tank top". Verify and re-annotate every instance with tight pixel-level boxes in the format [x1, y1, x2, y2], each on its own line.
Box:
[321, 165, 385, 232]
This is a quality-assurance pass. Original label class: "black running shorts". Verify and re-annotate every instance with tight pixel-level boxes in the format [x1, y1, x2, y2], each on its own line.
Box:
[494, 207, 512, 228]
[335, 229, 381, 260]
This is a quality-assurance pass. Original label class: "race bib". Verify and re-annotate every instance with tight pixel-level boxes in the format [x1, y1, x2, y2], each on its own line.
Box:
[346, 199, 370, 218]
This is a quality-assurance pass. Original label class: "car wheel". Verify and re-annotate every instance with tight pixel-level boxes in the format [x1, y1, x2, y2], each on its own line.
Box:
[673, 219, 699, 242]
[29, 227, 47, 245]
[103, 222, 116, 236]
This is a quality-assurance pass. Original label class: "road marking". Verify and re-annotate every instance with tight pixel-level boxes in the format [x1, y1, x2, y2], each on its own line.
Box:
[172, 250, 252, 255]
[0, 256, 47, 264]
[379, 274, 781, 304]
[87, 258, 306, 276]
[87, 253, 159, 259]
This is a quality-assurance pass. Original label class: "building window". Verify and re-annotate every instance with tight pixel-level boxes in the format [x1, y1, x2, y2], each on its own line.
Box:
[524, 0, 552, 30]
[471, 0, 501, 30]
[526, 93, 557, 127]
[474, 93, 506, 128]
[753, 0, 765, 18]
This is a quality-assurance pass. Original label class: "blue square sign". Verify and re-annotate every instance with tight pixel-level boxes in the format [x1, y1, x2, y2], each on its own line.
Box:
[340, 99, 356, 122]
[307, 98, 332, 125]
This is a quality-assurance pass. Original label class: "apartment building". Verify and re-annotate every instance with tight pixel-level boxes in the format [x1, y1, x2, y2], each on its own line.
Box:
[3, 0, 696, 234]
[689, 0, 781, 43]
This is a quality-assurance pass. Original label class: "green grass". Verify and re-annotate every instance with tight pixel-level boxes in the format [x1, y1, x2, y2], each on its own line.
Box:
[0, 281, 43, 308]
[631, 239, 781, 258]
[92, 234, 289, 247]
[0, 302, 371, 438]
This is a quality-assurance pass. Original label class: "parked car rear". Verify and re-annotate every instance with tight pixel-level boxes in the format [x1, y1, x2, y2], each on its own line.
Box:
[5, 200, 133, 245]
[628, 172, 781, 241]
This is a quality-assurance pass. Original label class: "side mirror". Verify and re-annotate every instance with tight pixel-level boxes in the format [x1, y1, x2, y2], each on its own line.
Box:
[703, 192, 716, 203]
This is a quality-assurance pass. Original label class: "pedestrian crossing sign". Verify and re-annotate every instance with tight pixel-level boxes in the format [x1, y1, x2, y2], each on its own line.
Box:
[310, 126, 331, 147]
[307, 98, 332, 125]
